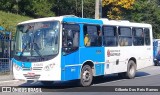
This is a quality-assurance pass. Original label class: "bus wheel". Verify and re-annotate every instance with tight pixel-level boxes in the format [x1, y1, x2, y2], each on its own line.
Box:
[41, 81, 54, 86]
[125, 60, 136, 79]
[154, 60, 158, 66]
[80, 65, 93, 87]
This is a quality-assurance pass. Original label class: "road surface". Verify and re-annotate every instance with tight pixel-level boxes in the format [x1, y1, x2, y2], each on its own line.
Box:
[0, 66, 160, 95]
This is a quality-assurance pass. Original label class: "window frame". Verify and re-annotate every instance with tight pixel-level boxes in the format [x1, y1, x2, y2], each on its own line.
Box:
[102, 25, 118, 47]
[118, 26, 132, 46]
[132, 27, 144, 46]
[144, 28, 150, 46]
[83, 24, 101, 47]
[62, 23, 80, 55]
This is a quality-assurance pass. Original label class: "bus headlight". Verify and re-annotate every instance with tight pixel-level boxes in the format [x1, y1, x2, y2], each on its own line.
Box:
[13, 63, 21, 71]
[44, 63, 55, 71]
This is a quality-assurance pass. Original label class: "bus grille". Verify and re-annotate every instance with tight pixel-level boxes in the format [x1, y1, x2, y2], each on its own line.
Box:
[32, 67, 43, 71]
[22, 67, 43, 71]
[23, 74, 40, 79]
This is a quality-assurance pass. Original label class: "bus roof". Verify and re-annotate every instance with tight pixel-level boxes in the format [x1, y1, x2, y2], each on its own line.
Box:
[100, 19, 152, 28]
[18, 15, 103, 25]
[62, 17, 103, 25]
[18, 16, 63, 25]
[18, 16, 151, 28]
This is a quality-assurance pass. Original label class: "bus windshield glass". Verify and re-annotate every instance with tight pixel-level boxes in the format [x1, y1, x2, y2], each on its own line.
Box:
[15, 21, 59, 57]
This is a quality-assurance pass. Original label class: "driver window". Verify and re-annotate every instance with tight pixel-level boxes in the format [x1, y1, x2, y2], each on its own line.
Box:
[62, 24, 80, 55]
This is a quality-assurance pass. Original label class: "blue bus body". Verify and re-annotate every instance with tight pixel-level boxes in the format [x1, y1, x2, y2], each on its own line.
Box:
[153, 39, 160, 65]
[61, 17, 104, 80]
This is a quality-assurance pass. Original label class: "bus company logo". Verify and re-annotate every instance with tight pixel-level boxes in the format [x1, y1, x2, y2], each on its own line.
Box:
[107, 49, 111, 57]
[107, 50, 121, 57]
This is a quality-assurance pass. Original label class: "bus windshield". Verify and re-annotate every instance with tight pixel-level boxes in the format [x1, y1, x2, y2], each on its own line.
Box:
[15, 21, 59, 57]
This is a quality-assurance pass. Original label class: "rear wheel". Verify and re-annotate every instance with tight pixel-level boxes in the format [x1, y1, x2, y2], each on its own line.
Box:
[118, 60, 136, 79]
[80, 65, 93, 87]
[125, 60, 136, 79]
[41, 81, 54, 86]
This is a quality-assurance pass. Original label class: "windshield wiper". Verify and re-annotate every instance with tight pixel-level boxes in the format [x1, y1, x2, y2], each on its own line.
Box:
[19, 43, 30, 58]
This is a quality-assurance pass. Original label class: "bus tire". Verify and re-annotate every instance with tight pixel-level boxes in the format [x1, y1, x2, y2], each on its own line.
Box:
[154, 60, 158, 66]
[80, 65, 93, 87]
[125, 60, 136, 79]
[41, 81, 54, 86]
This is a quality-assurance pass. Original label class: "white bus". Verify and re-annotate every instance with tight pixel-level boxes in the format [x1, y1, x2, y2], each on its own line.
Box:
[12, 16, 153, 87]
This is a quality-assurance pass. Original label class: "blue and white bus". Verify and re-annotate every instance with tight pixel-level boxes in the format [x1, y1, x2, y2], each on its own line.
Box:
[13, 15, 153, 86]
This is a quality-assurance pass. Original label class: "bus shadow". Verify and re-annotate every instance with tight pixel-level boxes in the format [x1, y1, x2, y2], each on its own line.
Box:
[93, 71, 150, 84]
[135, 71, 150, 77]
[18, 71, 150, 90]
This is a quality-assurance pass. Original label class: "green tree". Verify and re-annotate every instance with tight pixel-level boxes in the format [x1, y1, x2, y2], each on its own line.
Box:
[53, 0, 95, 18]
[125, 0, 160, 38]
[18, 0, 55, 18]
[0, 0, 18, 13]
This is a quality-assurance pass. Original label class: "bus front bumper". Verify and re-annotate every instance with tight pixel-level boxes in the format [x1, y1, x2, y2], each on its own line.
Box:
[13, 66, 61, 81]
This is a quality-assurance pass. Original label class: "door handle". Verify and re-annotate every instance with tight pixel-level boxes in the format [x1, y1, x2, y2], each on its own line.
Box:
[116, 59, 119, 65]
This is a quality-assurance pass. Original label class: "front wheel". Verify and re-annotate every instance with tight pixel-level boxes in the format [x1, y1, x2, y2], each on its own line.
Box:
[80, 65, 93, 87]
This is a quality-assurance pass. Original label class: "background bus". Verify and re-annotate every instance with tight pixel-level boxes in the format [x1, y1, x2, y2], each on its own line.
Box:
[12, 16, 153, 87]
[153, 39, 160, 66]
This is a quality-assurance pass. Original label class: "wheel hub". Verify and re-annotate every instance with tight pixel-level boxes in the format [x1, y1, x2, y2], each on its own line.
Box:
[82, 70, 90, 82]
[129, 65, 135, 75]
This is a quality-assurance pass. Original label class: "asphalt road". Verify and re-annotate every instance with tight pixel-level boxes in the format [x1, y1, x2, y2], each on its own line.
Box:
[0, 66, 160, 95]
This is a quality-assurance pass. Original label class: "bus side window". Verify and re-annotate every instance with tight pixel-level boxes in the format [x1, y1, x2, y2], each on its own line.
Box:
[103, 26, 117, 47]
[133, 28, 144, 46]
[118, 27, 132, 46]
[62, 24, 80, 55]
[83, 25, 101, 47]
[144, 28, 150, 45]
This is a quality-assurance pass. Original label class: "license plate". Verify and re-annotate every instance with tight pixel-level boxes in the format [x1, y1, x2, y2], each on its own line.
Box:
[27, 72, 35, 77]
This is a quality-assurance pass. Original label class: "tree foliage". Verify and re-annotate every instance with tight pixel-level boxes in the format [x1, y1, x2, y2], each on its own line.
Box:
[125, 0, 160, 38]
[53, 0, 95, 18]
[102, 0, 135, 20]
[0, 0, 17, 13]
[18, 0, 55, 18]
[1, 0, 160, 38]
[0, 11, 32, 37]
